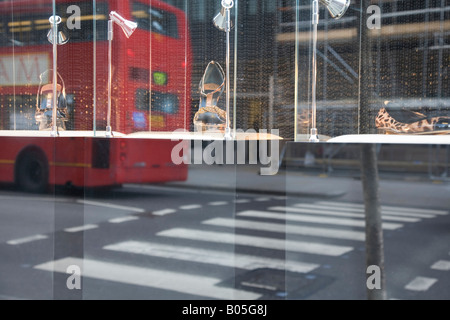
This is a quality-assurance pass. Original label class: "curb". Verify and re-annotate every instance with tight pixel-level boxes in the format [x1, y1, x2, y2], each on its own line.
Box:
[165, 181, 347, 198]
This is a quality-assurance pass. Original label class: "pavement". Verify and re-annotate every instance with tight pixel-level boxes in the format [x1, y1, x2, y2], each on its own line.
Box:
[166, 163, 354, 198]
[164, 140, 350, 198]
[165, 162, 450, 207]
[162, 139, 450, 203]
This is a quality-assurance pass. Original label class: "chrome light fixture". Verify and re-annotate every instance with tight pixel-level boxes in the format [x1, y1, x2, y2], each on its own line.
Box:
[213, 7, 234, 31]
[213, 0, 234, 140]
[309, 0, 350, 142]
[320, 0, 350, 19]
[106, 11, 138, 137]
[47, 16, 69, 45]
[109, 11, 138, 39]
[47, 15, 69, 137]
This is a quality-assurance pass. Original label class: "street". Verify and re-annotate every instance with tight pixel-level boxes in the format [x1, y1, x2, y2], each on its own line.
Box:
[0, 170, 449, 300]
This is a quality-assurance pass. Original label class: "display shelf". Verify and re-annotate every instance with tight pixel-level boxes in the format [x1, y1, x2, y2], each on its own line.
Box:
[328, 134, 450, 145]
[127, 131, 284, 141]
[0, 130, 127, 138]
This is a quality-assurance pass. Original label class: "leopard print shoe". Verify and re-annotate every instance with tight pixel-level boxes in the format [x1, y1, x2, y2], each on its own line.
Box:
[376, 107, 450, 135]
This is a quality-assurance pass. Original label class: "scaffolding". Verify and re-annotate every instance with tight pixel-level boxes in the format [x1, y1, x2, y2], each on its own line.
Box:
[161, 1, 448, 138]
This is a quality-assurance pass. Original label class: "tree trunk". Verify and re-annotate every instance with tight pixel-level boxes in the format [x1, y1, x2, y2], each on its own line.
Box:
[359, 0, 386, 300]
[360, 144, 386, 300]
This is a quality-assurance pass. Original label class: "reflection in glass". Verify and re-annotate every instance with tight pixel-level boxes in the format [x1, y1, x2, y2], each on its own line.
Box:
[375, 101, 450, 135]
[213, 0, 234, 140]
[193, 61, 226, 132]
[48, 15, 68, 136]
[309, 0, 350, 142]
[47, 16, 69, 45]
[35, 70, 68, 131]
[106, 11, 138, 137]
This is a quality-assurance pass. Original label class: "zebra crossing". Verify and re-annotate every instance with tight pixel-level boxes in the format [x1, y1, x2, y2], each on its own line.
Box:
[31, 199, 448, 299]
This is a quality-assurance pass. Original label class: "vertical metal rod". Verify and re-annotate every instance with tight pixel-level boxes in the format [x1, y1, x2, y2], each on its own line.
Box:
[225, 8, 232, 140]
[437, 0, 444, 98]
[93, 1, 97, 136]
[294, 0, 299, 142]
[149, 6, 153, 132]
[269, 76, 274, 130]
[51, 16, 59, 137]
[183, 0, 188, 131]
[11, 1, 17, 130]
[233, 0, 238, 138]
[422, 0, 430, 97]
[106, 19, 113, 137]
[224, 7, 232, 140]
[309, 0, 320, 142]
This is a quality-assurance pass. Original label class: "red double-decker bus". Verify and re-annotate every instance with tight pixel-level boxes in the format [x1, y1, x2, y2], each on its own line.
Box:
[0, 0, 192, 192]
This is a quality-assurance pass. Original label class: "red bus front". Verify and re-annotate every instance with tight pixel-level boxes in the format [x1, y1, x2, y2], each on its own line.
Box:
[0, 0, 192, 134]
[0, 0, 191, 189]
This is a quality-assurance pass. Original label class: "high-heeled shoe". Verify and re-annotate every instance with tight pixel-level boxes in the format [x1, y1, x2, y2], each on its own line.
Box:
[193, 61, 226, 132]
[376, 102, 450, 135]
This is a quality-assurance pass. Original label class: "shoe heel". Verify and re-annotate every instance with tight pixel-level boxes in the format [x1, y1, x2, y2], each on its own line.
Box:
[194, 61, 226, 132]
[377, 128, 390, 135]
[194, 122, 225, 133]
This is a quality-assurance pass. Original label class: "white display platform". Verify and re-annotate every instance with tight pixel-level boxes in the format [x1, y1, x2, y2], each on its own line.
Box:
[0, 130, 282, 141]
[126, 131, 284, 141]
[328, 134, 450, 145]
[0, 130, 126, 138]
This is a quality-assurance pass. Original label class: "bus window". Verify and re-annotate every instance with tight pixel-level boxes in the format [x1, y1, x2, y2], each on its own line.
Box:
[135, 89, 179, 115]
[64, 2, 108, 43]
[0, 2, 109, 48]
[131, 1, 179, 39]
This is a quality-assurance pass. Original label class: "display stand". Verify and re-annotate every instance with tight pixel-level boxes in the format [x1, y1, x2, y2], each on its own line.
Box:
[329, 134, 450, 145]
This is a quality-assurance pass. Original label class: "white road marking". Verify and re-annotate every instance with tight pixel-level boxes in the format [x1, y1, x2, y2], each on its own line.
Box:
[77, 200, 145, 213]
[405, 277, 437, 291]
[7, 235, 48, 246]
[379, 205, 448, 216]
[318, 201, 448, 216]
[294, 203, 436, 219]
[238, 210, 403, 230]
[254, 197, 271, 202]
[208, 201, 229, 206]
[431, 260, 450, 271]
[241, 282, 277, 291]
[157, 228, 353, 257]
[34, 257, 261, 300]
[203, 218, 366, 241]
[64, 224, 98, 233]
[234, 199, 251, 204]
[179, 204, 203, 210]
[271, 206, 420, 223]
[104, 241, 319, 273]
[153, 209, 177, 216]
[108, 216, 140, 224]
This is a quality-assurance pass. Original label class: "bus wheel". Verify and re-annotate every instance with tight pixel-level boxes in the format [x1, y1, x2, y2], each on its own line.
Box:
[16, 149, 49, 193]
